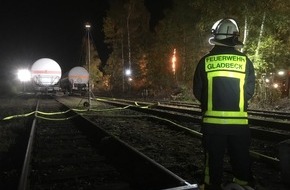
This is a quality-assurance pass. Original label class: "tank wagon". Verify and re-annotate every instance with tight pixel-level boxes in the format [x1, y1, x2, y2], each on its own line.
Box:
[30, 58, 62, 93]
[60, 66, 89, 95]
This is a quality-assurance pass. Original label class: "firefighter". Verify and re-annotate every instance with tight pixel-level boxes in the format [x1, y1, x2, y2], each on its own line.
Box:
[193, 18, 256, 190]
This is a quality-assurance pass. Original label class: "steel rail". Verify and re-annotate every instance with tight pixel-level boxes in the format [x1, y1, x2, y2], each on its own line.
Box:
[18, 100, 39, 190]
[95, 98, 281, 167]
[22, 97, 199, 189]
[72, 111, 199, 189]
[147, 100, 290, 120]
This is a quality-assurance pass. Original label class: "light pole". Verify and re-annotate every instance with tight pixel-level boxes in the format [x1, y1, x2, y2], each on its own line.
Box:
[85, 22, 91, 109]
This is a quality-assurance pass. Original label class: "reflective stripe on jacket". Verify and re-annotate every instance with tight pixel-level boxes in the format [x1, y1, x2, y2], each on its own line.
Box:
[204, 54, 247, 124]
[193, 46, 255, 126]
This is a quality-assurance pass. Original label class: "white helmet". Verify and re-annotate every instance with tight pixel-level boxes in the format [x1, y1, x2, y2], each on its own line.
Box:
[209, 18, 243, 47]
[212, 19, 239, 40]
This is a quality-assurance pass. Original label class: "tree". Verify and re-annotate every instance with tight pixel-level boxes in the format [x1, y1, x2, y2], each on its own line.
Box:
[102, 0, 290, 100]
[103, 0, 151, 95]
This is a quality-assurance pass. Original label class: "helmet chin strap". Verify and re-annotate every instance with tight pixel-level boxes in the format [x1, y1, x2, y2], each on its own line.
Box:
[209, 35, 243, 47]
[209, 37, 243, 48]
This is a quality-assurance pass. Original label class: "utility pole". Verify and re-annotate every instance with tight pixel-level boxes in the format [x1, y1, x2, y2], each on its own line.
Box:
[85, 22, 91, 109]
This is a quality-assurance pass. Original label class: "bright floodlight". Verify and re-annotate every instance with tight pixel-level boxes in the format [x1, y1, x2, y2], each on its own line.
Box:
[18, 69, 31, 82]
[85, 23, 91, 29]
[125, 69, 131, 76]
[278, 70, 285, 76]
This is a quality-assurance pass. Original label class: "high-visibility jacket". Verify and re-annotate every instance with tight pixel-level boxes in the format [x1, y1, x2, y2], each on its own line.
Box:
[193, 46, 255, 125]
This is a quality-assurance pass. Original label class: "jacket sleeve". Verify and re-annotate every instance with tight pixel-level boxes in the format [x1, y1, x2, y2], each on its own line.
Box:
[193, 60, 204, 102]
[245, 58, 255, 101]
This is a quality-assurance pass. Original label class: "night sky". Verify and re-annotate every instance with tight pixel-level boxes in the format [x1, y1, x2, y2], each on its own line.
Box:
[0, 0, 109, 76]
[0, 0, 170, 81]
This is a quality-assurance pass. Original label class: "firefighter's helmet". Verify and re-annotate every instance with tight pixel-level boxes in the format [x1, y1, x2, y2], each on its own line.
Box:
[209, 18, 243, 47]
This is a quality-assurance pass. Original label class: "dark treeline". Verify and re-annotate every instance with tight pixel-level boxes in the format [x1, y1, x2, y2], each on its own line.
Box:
[97, 0, 290, 101]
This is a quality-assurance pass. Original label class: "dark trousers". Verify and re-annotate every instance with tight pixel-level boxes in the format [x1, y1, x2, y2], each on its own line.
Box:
[203, 131, 251, 188]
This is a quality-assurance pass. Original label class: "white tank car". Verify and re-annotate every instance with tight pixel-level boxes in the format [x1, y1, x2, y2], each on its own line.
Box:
[60, 66, 89, 94]
[69, 66, 89, 86]
[30, 58, 62, 92]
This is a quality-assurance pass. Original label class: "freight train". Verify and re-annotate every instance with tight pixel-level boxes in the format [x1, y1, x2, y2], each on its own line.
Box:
[17, 58, 90, 96]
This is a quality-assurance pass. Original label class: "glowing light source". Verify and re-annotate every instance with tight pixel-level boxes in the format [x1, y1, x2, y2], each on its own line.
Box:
[85, 23, 91, 29]
[171, 48, 176, 75]
[125, 69, 132, 76]
[273, 83, 279, 88]
[17, 69, 31, 82]
[278, 70, 285, 76]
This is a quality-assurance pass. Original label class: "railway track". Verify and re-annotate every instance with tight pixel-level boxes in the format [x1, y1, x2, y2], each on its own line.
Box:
[158, 101, 290, 145]
[1, 94, 284, 189]
[161, 100, 290, 123]
[18, 97, 198, 190]
[96, 98, 290, 143]
[57, 96, 289, 189]
[90, 97, 287, 170]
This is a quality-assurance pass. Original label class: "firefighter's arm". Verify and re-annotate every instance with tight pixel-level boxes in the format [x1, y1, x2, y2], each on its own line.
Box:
[193, 61, 203, 102]
[246, 59, 256, 100]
